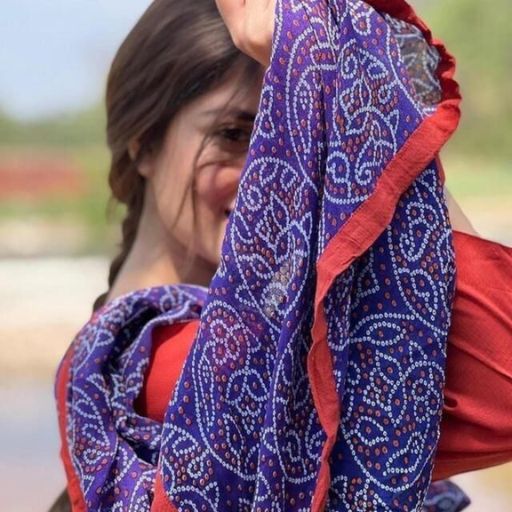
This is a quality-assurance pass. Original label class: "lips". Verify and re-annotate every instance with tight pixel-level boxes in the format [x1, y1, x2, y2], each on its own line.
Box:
[224, 200, 236, 218]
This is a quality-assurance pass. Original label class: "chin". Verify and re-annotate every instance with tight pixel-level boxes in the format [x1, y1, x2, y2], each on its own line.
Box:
[200, 249, 222, 274]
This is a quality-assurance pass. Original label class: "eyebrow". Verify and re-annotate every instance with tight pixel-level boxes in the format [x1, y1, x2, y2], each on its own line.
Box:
[201, 108, 256, 122]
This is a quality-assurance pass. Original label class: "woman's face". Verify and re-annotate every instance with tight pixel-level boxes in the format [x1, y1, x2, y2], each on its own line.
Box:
[143, 72, 262, 271]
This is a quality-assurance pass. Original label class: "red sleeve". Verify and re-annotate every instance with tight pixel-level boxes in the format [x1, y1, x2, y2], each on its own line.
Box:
[433, 230, 512, 480]
[135, 320, 200, 423]
[56, 347, 88, 512]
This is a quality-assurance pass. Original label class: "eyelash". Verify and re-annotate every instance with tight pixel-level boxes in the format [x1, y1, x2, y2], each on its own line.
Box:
[214, 125, 251, 144]
[222, 128, 244, 141]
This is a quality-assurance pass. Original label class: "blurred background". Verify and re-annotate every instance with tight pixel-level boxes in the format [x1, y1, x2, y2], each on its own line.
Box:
[0, 0, 510, 510]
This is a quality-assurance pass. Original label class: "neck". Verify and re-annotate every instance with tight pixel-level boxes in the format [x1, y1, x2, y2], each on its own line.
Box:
[106, 195, 216, 303]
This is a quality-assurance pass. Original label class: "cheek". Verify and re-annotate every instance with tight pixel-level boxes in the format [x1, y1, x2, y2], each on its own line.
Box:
[194, 163, 241, 211]
[192, 164, 242, 267]
[151, 144, 197, 233]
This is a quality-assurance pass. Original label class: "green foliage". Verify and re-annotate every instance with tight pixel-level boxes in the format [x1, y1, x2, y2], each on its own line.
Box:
[416, 0, 512, 160]
[0, 104, 106, 147]
[0, 107, 116, 254]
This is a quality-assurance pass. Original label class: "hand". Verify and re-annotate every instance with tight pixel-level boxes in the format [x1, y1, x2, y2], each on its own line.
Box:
[215, 0, 276, 66]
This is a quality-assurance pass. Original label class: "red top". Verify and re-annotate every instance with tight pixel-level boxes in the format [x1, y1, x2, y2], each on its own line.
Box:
[134, 320, 199, 422]
[135, 230, 512, 480]
[433, 230, 512, 479]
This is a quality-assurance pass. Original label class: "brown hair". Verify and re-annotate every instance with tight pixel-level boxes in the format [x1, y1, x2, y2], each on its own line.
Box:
[92, 0, 258, 311]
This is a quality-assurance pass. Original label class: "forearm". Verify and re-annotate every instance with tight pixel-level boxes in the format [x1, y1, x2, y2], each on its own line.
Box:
[444, 186, 479, 236]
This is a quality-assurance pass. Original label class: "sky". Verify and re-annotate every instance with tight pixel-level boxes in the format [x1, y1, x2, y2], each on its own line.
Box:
[0, 0, 150, 121]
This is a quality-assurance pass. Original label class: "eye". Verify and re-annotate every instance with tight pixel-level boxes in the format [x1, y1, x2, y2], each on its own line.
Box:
[211, 123, 253, 154]
[220, 128, 239, 141]
[218, 126, 251, 143]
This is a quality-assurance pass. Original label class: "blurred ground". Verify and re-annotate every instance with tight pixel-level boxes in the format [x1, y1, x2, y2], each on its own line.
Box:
[0, 256, 109, 511]
[0, 257, 108, 377]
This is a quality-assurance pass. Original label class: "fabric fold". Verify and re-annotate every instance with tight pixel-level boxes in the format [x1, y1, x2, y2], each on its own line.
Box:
[307, 1, 461, 508]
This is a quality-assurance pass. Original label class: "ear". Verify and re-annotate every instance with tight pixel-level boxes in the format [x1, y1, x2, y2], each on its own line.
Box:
[128, 138, 154, 178]
[128, 138, 140, 162]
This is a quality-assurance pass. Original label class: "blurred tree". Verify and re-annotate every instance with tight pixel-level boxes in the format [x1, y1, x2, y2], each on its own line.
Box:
[0, 104, 105, 147]
[416, 0, 511, 160]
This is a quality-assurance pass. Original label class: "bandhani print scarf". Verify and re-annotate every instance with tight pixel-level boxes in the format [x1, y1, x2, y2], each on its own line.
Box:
[56, 0, 464, 510]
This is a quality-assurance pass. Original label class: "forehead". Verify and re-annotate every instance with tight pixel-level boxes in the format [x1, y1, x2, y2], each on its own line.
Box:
[191, 72, 263, 117]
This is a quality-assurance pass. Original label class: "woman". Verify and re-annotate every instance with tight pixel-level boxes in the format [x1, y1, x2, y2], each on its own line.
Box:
[53, 0, 512, 510]
[51, 0, 260, 510]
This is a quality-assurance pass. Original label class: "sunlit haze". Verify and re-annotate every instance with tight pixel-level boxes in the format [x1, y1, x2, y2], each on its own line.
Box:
[0, 0, 150, 120]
